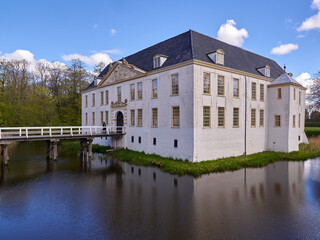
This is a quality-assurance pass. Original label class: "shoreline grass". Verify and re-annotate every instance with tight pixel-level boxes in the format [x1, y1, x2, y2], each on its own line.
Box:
[110, 136, 320, 177]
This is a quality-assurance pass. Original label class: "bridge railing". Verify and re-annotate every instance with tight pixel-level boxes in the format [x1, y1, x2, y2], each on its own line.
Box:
[0, 126, 125, 139]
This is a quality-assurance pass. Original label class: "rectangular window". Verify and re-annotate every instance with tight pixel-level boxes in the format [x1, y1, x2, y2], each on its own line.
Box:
[172, 106, 180, 128]
[293, 115, 296, 128]
[260, 84, 264, 101]
[233, 108, 239, 127]
[152, 108, 158, 127]
[85, 113, 88, 125]
[138, 136, 141, 144]
[105, 111, 109, 125]
[100, 111, 103, 125]
[117, 86, 121, 102]
[152, 79, 158, 98]
[100, 92, 104, 105]
[171, 74, 179, 95]
[153, 138, 156, 146]
[218, 107, 225, 127]
[294, 88, 296, 100]
[137, 109, 143, 127]
[299, 91, 301, 105]
[251, 109, 256, 127]
[203, 106, 211, 127]
[233, 78, 239, 97]
[130, 109, 135, 126]
[137, 82, 143, 100]
[275, 115, 281, 127]
[217, 75, 224, 96]
[105, 90, 109, 105]
[260, 109, 264, 126]
[252, 82, 256, 100]
[131, 136, 134, 143]
[92, 112, 95, 125]
[299, 114, 301, 128]
[130, 84, 135, 100]
[203, 72, 211, 94]
[277, 88, 282, 99]
[92, 94, 95, 107]
[85, 95, 88, 108]
[174, 139, 178, 148]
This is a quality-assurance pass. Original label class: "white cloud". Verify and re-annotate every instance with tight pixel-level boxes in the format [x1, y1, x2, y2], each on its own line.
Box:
[93, 24, 98, 29]
[217, 20, 248, 47]
[0, 49, 66, 72]
[270, 43, 299, 55]
[103, 49, 121, 55]
[297, 0, 320, 31]
[62, 52, 113, 66]
[110, 28, 117, 36]
[297, 34, 306, 38]
[312, 0, 320, 9]
[296, 72, 313, 93]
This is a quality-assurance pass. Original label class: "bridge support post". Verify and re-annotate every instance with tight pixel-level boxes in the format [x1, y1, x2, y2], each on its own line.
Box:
[88, 139, 93, 158]
[0, 144, 9, 165]
[46, 140, 59, 161]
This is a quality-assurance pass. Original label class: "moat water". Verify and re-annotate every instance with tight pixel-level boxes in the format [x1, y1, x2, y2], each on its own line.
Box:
[0, 142, 320, 240]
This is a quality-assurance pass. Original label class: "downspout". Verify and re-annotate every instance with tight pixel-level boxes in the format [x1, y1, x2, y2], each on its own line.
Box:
[244, 76, 247, 155]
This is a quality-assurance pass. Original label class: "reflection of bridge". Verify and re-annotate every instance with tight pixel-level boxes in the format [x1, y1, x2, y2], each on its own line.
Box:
[0, 126, 125, 165]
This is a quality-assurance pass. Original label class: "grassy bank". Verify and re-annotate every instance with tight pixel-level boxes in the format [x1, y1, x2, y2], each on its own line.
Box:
[59, 140, 111, 154]
[305, 127, 320, 137]
[111, 137, 320, 177]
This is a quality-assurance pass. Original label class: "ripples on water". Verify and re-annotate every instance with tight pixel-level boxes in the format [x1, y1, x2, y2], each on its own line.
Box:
[0, 142, 320, 240]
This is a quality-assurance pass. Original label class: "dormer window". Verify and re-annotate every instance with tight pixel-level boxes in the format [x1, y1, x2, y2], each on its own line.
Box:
[153, 55, 168, 69]
[207, 49, 225, 65]
[257, 65, 270, 77]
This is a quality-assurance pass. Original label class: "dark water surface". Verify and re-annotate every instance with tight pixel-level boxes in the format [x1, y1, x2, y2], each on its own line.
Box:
[0, 142, 320, 240]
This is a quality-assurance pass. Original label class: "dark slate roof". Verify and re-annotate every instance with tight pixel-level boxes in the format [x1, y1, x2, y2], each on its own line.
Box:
[269, 73, 303, 87]
[84, 80, 96, 91]
[84, 30, 284, 91]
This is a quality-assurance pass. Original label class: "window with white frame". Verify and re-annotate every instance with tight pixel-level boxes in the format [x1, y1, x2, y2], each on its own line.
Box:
[85, 113, 88, 125]
[217, 75, 224, 96]
[233, 78, 239, 97]
[130, 84, 135, 100]
[260, 109, 264, 126]
[105, 111, 109, 124]
[233, 108, 239, 127]
[105, 90, 109, 105]
[252, 82, 256, 100]
[171, 74, 179, 95]
[100, 92, 104, 106]
[130, 109, 135, 126]
[137, 82, 143, 100]
[92, 112, 95, 125]
[92, 94, 95, 107]
[117, 86, 121, 102]
[274, 115, 281, 127]
[152, 79, 158, 98]
[293, 115, 296, 128]
[218, 107, 225, 127]
[203, 106, 211, 127]
[137, 109, 142, 127]
[251, 109, 256, 127]
[260, 84, 264, 101]
[203, 72, 210, 94]
[152, 108, 158, 127]
[172, 106, 180, 127]
[100, 111, 103, 125]
[85, 95, 88, 108]
[277, 88, 282, 99]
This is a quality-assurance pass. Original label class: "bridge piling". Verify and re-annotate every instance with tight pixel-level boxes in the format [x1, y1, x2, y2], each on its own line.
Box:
[1, 143, 9, 165]
[46, 140, 59, 161]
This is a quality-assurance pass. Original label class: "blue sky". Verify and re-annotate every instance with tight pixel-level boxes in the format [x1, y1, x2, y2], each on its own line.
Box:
[1, 0, 319, 87]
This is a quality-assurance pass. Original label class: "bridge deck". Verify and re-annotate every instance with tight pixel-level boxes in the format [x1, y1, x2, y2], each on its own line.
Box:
[0, 126, 125, 143]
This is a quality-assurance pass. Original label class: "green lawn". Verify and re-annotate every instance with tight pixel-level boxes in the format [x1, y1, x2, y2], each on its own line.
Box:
[305, 127, 320, 137]
[110, 141, 320, 177]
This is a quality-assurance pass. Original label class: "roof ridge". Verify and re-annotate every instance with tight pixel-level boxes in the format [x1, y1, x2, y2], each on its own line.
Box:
[190, 29, 280, 64]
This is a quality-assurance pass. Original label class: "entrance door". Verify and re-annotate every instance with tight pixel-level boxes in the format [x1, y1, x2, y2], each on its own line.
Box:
[116, 111, 124, 133]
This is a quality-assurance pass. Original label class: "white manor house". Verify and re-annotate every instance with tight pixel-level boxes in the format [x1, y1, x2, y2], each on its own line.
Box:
[81, 30, 308, 162]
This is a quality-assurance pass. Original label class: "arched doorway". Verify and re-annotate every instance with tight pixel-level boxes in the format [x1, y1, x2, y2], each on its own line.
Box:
[116, 111, 124, 133]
